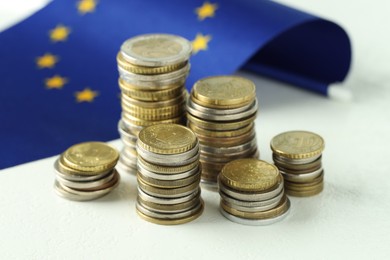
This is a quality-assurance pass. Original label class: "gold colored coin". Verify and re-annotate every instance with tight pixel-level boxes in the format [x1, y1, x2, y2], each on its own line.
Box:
[138, 124, 197, 154]
[219, 159, 280, 192]
[121, 89, 187, 108]
[119, 77, 184, 91]
[196, 128, 255, 147]
[121, 100, 185, 116]
[187, 113, 257, 131]
[61, 142, 119, 173]
[285, 183, 324, 197]
[137, 194, 200, 213]
[192, 76, 256, 108]
[220, 195, 289, 219]
[122, 113, 183, 127]
[271, 131, 325, 159]
[136, 200, 204, 225]
[117, 52, 187, 75]
[137, 156, 199, 174]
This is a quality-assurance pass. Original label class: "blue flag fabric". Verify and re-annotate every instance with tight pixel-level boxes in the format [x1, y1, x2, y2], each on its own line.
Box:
[0, 0, 351, 169]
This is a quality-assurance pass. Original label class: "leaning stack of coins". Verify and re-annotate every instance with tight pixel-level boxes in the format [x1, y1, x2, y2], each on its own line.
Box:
[186, 76, 259, 187]
[53, 142, 120, 201]
[271, 130, 325, 197]
[116, 34, 192, 173]
[136, 124, 203, 225]
[218, 159, 290, 225]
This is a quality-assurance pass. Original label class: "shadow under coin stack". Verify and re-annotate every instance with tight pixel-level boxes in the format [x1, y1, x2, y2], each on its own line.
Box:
[53, 142, 120, 201]
[218, 159, 290, 225]
[271, 131, 325, 197]
[186, 76, 259, 188]
[136, 124, 203, 225]
[116, 34, 192, 174]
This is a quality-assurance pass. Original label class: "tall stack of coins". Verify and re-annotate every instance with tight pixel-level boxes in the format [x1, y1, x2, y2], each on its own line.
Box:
[136, 124, 203, 225]
[53, 142, 120, 201]
[218, 159, 290, 225]
[116, 34, 192, 173]
[271, 130, 325, 197]
[186, 76, 259, 187]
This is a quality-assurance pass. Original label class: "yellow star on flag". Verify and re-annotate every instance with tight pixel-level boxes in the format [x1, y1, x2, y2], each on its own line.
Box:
[77, 0, 97, 14]
[195, 2, 218, 21]
[36, 53, 58, 69]
[45, 75, 68, 89]
[75, 88, 99, 103]
[192, 33, 211, 54]
[49, 25, 71, 42]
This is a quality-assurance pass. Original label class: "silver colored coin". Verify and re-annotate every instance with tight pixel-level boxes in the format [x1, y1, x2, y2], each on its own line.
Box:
[219, 199, 290, 226]
[56, 169, 115, 190]
[281, 168, 323, 183]
[118, 120, 138, 142]
[200, 146, 258, 160]
[137, 187, 200, 205]
[200, 179, 218, 191]
[118, 63, 190, 82]
[220, 195, 282, 213]
[120, 117, 144, 135]
[188, 96, 255, 115]
[199, 136, 257, 154]
[137, 161, 200, 181]
[54, 159, 112, 182]
[120, 34, 192, 67]
[137, 155, 199, 175]
[120, 73, 188, 88]
[136, 199, 203, 220]
[137, 196, 201, 214]
[121, 88, 187, 108]
[116, 158, 137, 175]
[273, 153, 321, 165]
[187, 99, 258, 121]
[218, 178, 284, 202]
[220, 188, 284, 209]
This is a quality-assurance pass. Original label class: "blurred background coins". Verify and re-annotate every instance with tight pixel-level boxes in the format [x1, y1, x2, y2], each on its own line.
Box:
[136, 124, 203, 225]
[186, 76, 259, 188]
[271, 130, 325, 197]
[116, 34, 192, 174]
[54, 142, 120, 201]
[218, 159, 290, 225]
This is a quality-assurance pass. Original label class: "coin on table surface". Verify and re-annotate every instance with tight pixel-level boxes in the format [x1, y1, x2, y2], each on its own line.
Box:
[192, 76, 256, 108]
[120, 34, 192, 67]
[270, 130, 325, 159]
[61, 142, 119, 173]
[138, 124, 198, 155]
[219, 159, 280, 192]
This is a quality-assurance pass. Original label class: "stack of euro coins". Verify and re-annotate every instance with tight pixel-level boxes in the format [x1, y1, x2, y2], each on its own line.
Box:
[116, 34, 192, 173]
[186, 76, 259, 187]
[136, 124, 204, 225]
[53, 142, 120, 201]
[271, 130, 325, 197]
[218, 159, 290, 225]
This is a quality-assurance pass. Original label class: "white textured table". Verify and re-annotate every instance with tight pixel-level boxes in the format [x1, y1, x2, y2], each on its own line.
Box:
[1, 1, 390, 259]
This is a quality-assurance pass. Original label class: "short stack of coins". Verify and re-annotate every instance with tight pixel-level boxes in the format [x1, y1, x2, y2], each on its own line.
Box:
[218, 159, 290, 225]
[136, 124, 204, 225]
[186, 76, 259, 187]
[53, 142, 120, 201]
[271, 130, 325, 197]
[116, 34, 192, 173]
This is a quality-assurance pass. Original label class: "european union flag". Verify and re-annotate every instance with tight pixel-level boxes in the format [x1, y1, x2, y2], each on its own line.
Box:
[0, 0, 351, 169]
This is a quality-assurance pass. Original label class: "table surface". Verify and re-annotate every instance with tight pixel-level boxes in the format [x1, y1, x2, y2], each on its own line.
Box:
[1, 0, 390, 259]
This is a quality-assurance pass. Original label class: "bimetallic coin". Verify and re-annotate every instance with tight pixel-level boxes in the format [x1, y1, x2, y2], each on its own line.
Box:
[137, 169, 201, 188]
[271, 131, 325, 159]
[117, 52, 187, 75]
[219, 189, 284, 209]
[136, 200, 204, 225]
[188, 96, 255, 115]
[220, 195, 289, 220]
[61, 142, 119, 173]
[137, 187, 201, 205]
[137, 155, 199, 175]
[187, 112, 257, 131]
[281, 168, 323, 183]
[120, 34, 192, 67]
[138, 124, 198, 155]
[188, 122, 254, 138]
[192, 76, 256, 108]
[138, 178, 200, 198]
[137, 195, 200, 214]
[137, 162, 199, 181]
[220, 201, 290, 226]
[60, 170, 120, 193]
